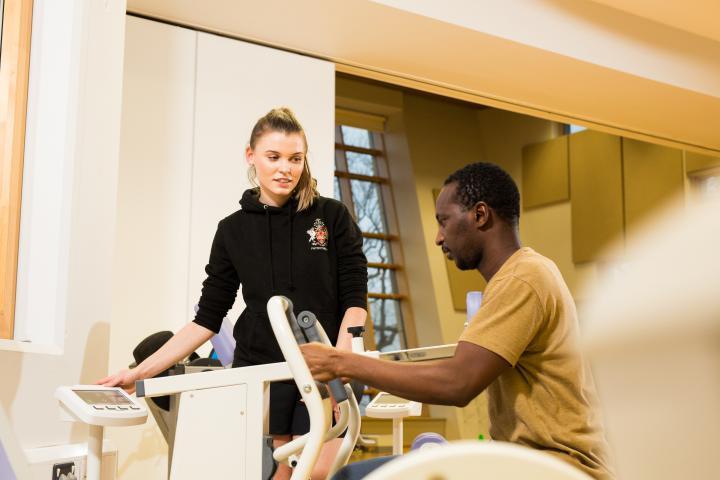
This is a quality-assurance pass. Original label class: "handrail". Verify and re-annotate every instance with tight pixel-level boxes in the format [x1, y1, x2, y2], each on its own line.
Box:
[267, 296, 330, 480]
[299, 310, 360, 478]
[267, 296, 361, 478]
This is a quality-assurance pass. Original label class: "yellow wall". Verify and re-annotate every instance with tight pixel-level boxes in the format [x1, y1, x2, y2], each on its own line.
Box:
[336, 75, 707, 441]
[401, 93, 488, 345]
[337, 76, 590, 440]
[400, 94, 501, 441]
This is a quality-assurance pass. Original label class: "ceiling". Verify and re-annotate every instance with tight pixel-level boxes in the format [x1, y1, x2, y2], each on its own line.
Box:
[589, 0, 720, 43]
[126, 0, 720, 154]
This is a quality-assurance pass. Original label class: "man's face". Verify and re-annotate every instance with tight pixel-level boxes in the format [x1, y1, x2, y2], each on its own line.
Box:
[435, 183, 481, 270]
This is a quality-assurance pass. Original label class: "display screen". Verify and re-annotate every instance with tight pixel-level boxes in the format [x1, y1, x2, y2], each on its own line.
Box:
[73, 390, 132, 406]
[375, 394, 409, 405]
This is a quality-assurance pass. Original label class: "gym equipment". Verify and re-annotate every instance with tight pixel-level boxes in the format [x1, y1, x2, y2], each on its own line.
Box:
[465, 291, 483, 328]
[362, 291, 474, 454]
[365, 393, 421, 455]
[135, 296, 360, 480]
[363, 440, 592, 480]
[410, 432, 447, 451]
[192, 304, 236, 367]
[55, 386, 147, 480]
[377, 343, 456, 362]
[0, 403, 32, 480]
[209, 317, 236, 366]
[360, 342, 456, 456]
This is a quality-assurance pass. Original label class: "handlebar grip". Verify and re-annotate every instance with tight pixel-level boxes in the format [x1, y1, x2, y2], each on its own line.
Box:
[328, 379, 348, 403]
[297, 311, 349, 403]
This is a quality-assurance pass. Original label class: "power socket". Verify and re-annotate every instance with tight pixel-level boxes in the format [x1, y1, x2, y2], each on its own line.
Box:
[52, 461, 78, 480]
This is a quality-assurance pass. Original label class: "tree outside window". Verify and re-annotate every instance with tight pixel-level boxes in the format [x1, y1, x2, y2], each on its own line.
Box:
[334, 124, 409, 352]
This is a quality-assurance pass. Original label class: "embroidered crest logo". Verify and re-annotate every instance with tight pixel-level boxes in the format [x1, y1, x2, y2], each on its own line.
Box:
[307, 219, 328, 250]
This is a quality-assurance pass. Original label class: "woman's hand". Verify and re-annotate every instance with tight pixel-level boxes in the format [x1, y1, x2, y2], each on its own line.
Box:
[331, 397, 341, 422]
[96, 368, 141, 394]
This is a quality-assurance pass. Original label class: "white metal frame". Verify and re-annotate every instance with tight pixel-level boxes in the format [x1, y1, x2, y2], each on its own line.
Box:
[55, 385, 148, 480]
[364, 441, 593, 480]
[137, 296, 360, 480]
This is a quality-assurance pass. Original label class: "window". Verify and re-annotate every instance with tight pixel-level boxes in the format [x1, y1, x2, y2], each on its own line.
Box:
[1, 0, 33, 340]
[564, 124, 587, 134]
[689, 167, 720, 203]
[334, 122, 411, 352]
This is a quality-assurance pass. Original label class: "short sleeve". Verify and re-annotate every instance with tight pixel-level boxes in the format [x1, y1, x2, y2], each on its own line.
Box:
[459, 275, 544, 366]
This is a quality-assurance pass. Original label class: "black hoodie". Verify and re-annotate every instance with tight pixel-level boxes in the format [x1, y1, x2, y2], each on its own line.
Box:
[193, 189, 368, 365]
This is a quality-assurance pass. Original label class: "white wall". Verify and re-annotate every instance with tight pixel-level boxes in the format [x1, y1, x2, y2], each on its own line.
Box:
[0, 0, 127, 450]
[109, 17, 335, 478]
[187, 30, 335, 319]
[109, 18, 197, 478]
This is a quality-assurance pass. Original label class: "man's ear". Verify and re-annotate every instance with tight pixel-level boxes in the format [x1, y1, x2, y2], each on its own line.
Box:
[473, 202, 490, 228]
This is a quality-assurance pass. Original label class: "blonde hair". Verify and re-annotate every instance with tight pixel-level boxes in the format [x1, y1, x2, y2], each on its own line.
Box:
[247, 107, 319, 212]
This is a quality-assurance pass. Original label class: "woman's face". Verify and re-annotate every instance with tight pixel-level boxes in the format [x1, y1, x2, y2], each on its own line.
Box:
[246, 130, 306, 206]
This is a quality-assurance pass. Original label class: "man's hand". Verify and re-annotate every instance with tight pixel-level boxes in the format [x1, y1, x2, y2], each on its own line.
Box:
[300, 342, 345, 382]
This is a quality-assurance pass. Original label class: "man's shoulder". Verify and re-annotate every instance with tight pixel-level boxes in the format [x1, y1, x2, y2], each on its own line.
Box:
[499, 248, 553, 278]
[496, 249, 564, 296]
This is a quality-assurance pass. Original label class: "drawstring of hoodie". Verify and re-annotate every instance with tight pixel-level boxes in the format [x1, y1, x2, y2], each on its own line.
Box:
[265, 205, 275, 293]
[287, 201, 295, 291]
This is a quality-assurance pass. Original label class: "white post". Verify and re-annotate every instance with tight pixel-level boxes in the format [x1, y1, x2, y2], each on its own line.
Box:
[351, 336, 365, 353]
[87, 424, 103, 480]
[392, 418, 403, 456]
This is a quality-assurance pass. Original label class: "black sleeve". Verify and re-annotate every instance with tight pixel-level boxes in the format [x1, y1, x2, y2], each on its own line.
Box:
[335, 202, 368, 312]
[193, 220, 240, 334]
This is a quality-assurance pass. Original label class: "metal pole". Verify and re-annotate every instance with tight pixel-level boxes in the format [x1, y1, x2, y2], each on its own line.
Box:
[392, 418, 403, 456]
[87, 424, 103, 480]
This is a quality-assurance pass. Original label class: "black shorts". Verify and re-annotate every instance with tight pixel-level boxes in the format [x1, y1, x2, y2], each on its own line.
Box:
[234, 360, 359, 436]
[233, 359, 312, 436]
[269, 381, 311, 436]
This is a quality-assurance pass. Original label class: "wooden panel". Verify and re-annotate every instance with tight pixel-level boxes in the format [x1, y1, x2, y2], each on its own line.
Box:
[686, 151, 720, 174]
[521, 135, 569, 208]
[0, 0, 33, 339]
[569, 130, 624, 263]
[623, 139, 684, 237]
[432, 189, 486, 310]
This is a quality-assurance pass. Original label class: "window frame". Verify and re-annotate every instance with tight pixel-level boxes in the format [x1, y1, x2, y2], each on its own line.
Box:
[0, 0, 33, 340]
[334, 124, 418, 351]
[688, 166, 720, 204]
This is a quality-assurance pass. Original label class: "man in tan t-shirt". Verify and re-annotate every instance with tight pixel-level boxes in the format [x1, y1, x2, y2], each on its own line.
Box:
[302, 162, 614, 479]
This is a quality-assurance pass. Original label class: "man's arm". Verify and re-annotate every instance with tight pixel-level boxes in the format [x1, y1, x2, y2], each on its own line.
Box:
[301, 340, 510, 407]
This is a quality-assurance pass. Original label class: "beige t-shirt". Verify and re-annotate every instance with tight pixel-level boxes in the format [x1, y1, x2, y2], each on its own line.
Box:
[459, 247, 614, 479]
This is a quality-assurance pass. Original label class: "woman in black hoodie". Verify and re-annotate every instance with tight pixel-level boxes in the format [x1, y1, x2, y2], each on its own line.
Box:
[100, 108, 368, 479]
